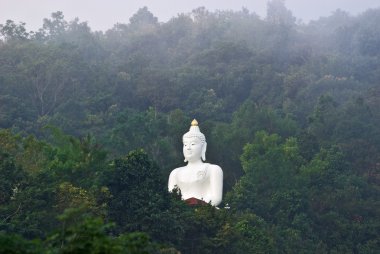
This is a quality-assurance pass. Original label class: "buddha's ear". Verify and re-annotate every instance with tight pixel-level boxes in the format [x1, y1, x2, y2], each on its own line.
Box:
[202, 142, 207, 161]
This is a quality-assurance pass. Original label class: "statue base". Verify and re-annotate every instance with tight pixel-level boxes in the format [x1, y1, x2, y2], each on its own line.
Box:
[184, 197, 208, 206]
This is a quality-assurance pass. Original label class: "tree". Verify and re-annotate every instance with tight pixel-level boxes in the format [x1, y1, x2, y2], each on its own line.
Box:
[130, 7, 158, 27]
[40, 11, 67, 41]
[0, 20, 29, 42]
[356, 9, 380, 56]
[43, 127, 108, 188]
[228, 131, 304, 215]
[129, 7, 159, 36]
[0, 151, 25, 206]
[13, 42, 86, 117]
[308, 94, 339, 144]
[300, 146, 380, 252]
[46, 214, 158, 254]
[266, 0, 295, 27]
[264, 0, 297, 69]
[105, 150, 183, 244]
[0, 232, 42, 254]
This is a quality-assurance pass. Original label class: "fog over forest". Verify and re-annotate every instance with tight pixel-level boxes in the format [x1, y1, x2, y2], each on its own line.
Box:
[1, 0, 380, 31]
[0, 0, 380, 253]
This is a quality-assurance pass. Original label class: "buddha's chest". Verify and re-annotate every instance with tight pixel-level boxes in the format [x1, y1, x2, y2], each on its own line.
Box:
[175, 165, 210, 199]
[177, 163, 209, 181]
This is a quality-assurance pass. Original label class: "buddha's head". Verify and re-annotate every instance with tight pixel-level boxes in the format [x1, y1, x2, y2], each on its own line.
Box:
[182, 119, 207, 163]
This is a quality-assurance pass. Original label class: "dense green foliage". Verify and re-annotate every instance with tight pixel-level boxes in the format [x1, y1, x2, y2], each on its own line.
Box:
[1, 1, 379, 253]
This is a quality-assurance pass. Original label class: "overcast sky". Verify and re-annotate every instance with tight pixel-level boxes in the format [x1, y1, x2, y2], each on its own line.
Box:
[1, 0, 380, 32]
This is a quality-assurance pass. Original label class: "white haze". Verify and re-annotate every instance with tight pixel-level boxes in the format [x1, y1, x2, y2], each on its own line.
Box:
[0, 0, 379, 32]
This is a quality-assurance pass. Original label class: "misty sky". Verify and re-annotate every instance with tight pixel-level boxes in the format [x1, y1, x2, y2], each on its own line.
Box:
[1, 0, 380, 32]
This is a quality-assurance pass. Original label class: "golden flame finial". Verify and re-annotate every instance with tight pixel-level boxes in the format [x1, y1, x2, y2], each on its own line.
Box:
[191, 119, 198, 126]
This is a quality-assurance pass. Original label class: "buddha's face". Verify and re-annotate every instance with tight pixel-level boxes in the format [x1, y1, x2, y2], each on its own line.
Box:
[183, 136, 203, 162]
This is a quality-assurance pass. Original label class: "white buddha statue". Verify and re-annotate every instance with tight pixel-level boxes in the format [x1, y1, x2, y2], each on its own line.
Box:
[168, 119, 223, 206]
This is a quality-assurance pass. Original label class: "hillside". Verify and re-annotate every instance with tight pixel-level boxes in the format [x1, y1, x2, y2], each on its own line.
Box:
[0, 2, 379, 253]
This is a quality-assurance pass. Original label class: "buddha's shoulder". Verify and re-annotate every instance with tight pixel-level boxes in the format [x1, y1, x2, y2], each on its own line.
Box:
[206, 163, 223, 173]
[169, 166, 186, 176]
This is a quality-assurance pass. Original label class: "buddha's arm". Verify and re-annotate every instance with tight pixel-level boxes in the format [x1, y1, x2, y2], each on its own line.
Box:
[168, 170, 177, 192]
[209, 165, 223, 206]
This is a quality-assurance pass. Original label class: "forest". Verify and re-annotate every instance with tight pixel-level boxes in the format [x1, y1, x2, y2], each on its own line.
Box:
[0, 0, 379, 253]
